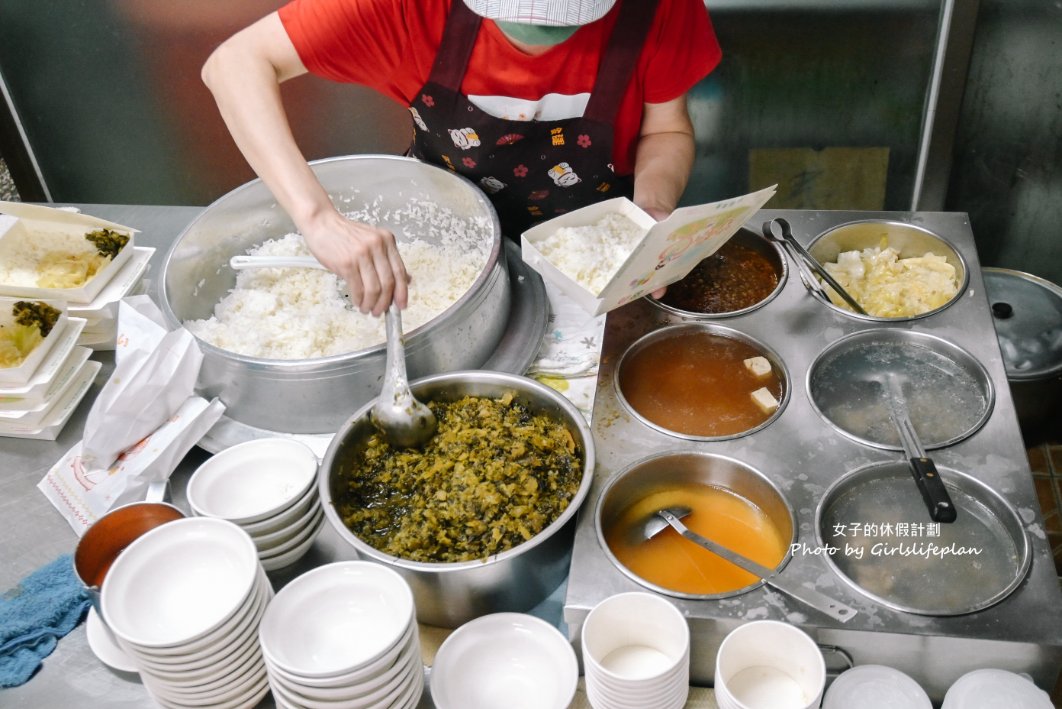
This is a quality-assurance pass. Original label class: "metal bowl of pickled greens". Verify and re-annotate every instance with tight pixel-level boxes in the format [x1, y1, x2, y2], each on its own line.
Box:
[319, 370, 595, 628]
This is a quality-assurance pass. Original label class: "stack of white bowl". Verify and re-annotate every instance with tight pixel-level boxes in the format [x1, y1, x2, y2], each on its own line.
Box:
[258, 561, 424, 709]
[581, 592, 691, 709]
[99, 516, 272, 708]
[186, 438, 324, 571]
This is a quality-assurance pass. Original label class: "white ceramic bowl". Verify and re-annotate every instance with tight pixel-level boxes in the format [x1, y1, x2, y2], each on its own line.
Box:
[275, 629, 420, 702]
[124, 569, 270, 661]
[252, 501, 323, 553]
[264, 620, 417, 689]
[431, 613, 578, 709]
[259, 561, 415, 678]
[187, 438, 318, 524]
[101, 517, 261, 649]
[273, 650, 421, 709]
[239, 481, 319, 537]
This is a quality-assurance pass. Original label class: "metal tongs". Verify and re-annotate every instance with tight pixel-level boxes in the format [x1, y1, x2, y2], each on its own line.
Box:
[761, 218, 868, 315]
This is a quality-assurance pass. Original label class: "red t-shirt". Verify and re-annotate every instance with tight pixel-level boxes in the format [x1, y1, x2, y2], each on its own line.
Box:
[278, 0, 721, 174]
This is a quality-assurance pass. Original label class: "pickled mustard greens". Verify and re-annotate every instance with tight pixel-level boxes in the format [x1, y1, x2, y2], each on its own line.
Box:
[0, 300, 60, 368]
[35, 228, 129, 288]
[85, 228, 130, 260]
[336, 393, 583, 563]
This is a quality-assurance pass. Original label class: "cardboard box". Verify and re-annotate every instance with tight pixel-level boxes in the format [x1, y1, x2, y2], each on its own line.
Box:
[521, 186, 777, 315]
[0, 202, 138, 304]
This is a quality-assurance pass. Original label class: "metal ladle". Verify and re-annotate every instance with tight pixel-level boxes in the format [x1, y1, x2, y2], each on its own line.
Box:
[370, 303, 437, 448]
[229, 254, 437, 447]
[639, 506, 857, 623]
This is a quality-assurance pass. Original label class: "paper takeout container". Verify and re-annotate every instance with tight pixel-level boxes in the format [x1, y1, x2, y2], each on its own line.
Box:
[0, 345, 92, 412]
[0, 297, 70, 386]
[521, 186, 777, 315]
[0, 358, 101, 440]
[0, 202, 138, 304]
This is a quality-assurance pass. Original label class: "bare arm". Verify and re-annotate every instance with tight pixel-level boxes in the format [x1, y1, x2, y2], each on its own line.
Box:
[633, 94, 696, 296]
[201, 12, 408, 314]
[632, 94, 696, 221]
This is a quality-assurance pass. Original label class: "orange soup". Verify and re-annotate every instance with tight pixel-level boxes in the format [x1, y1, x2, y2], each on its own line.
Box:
[617, 330, 783, 437]
[605, 485, 789, 596]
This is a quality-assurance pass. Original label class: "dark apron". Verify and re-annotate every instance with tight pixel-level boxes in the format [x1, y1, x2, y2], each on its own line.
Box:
[408, 0, 659, 236]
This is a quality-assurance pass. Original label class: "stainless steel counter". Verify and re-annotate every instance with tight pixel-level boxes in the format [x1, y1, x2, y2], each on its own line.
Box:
[5, 205, 1059, 707]
[564, 209, 1062, 702]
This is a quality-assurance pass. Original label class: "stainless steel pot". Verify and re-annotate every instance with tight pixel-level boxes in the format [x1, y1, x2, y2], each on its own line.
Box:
[158, 156, 510, 434]
[983, 267, 1062, 434]
[318, 370, 595, 628]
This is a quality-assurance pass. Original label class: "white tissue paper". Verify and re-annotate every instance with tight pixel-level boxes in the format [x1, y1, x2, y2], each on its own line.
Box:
[38, 296, 225, 536]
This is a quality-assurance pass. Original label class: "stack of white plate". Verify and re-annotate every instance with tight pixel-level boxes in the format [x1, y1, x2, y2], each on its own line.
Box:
[259, 561, 424, 709]
[100, 517, 272, 708]
[186, 438, 324, 571]
[0, 297, 97, 440]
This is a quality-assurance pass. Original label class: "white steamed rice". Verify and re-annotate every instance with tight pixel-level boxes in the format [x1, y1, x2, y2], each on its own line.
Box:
[184, 201, 491, 360]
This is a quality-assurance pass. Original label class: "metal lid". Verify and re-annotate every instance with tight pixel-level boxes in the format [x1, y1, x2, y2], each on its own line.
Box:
[983, 268, 1062, 381]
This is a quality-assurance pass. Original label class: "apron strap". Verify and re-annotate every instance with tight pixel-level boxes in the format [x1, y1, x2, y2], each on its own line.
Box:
[426, 1, 482, 93]
[583, 0, 661, 124]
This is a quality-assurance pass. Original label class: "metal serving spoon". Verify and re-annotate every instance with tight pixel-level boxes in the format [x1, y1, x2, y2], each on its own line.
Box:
[639, 506, 857, 622]
[370, 303, 437, 448]
[230, 254, 436, 447]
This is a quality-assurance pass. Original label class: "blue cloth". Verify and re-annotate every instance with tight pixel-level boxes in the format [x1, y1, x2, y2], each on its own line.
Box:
[0, 554, 91, 688]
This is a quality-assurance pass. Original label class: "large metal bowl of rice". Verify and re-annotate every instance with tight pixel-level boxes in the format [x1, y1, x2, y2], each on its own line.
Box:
[159, 155, 510, 434]
[319, 369, 595, 628]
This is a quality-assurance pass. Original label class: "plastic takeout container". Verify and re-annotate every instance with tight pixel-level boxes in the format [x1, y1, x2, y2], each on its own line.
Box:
[521, 186, 776, 315]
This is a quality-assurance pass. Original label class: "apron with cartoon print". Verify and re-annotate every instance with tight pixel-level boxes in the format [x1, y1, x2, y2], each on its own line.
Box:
[408, 0, 660, 237]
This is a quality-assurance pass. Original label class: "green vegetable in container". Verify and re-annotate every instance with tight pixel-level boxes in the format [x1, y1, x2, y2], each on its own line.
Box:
[0, 300, 61, 368]
[337, 393, 584, 563]
[84, 228, 130, 260]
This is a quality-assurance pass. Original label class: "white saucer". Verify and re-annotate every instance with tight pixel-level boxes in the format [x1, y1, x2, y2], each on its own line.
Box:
[86, 607, 139, 674]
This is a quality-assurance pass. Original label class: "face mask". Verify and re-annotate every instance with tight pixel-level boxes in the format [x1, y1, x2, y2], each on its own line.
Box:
[495, 20, 579, 46]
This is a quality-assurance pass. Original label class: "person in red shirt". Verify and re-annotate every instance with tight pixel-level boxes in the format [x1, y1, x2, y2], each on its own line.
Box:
[202, 0, 721, 315]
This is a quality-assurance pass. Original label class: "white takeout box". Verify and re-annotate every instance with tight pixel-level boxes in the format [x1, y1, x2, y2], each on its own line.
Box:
[0, 358, 100, 439]
[0, 202, 138, 304]
[0, 346, 91, 412]
[521, 185, 777, 316]
[0, 297, 70, 386]
[67, 246, 155, 325]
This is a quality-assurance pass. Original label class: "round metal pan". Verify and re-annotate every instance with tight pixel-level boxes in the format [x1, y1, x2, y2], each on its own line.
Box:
[816, 462, 1031, 616]
[807, 328, 994, 450]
